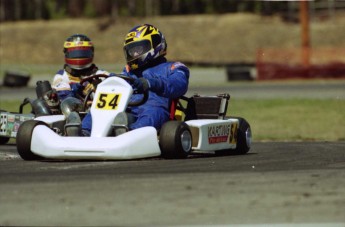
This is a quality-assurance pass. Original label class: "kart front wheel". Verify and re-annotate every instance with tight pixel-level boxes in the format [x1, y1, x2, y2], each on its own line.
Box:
[16, 120, 47, 160]
[159, 121, 192, 159]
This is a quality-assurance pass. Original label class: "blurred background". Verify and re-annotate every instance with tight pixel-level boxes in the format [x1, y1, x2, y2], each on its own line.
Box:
[1, 0, 345, 80]
[1, 0, 345, 141]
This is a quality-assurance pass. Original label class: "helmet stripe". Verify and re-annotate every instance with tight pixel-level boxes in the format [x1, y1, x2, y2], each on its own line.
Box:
[64, 41, 93, 48]
[143, 25, 154, 37]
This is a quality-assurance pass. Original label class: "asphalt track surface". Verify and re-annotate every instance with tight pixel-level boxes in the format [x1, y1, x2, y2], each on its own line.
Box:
[0, 70, 344, 226]
[0, 142, 344, 226]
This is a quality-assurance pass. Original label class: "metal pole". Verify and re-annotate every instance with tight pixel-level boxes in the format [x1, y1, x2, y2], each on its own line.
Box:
[300, 1, 310, 67]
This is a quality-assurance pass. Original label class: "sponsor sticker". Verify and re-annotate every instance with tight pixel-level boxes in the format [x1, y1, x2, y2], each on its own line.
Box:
[208, 124, 231, 144]
[0, 114, 7, 135]
[170, 62, 186, 70]
[229, 122, 238, 144]
[7, 115, 15, 123]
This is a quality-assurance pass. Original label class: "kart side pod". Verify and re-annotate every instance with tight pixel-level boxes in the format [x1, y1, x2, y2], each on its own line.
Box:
[186, 119, 238, 152]
[176, 94, 251, 155]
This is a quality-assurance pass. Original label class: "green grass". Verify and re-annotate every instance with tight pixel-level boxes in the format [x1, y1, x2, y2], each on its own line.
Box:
[1, 99, 344, 142]
[229, 99, 345, 141]
[0, 100, 32, 113]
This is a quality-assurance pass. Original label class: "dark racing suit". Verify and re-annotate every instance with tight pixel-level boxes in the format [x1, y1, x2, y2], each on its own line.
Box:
[52, 64, 110, 100]
[124, 57, 189, 130]
[52, 64, 111, 132]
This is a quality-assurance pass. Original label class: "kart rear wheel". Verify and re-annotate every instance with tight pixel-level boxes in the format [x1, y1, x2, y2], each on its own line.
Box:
[233, 117, 252, 154]
[16, 120, 47, 160]
[216, 117, 252, 156]
[159, 121, 192, 159]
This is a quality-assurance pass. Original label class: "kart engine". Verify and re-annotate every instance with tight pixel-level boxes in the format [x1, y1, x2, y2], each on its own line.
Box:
[30, 80, 61, 115]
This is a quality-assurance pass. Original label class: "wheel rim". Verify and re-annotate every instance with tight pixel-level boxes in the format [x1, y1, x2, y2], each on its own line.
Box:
[181, 130, 192, 152]
[245, 127, 252, 148]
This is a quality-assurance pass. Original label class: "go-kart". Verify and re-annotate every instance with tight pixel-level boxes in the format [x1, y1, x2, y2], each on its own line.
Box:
[16, 74, 252, 160]
[0, 109, 34, 145]
[0, 81, 60, 145]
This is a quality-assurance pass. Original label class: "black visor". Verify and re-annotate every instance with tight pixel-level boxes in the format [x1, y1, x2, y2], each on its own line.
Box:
[65, 48, 93, 59]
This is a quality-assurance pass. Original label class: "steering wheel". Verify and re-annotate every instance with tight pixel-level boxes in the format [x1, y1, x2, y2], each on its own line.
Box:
[81, 74, 149, 110]
[80, 74, 109, 111]
[79, 74, 109, 85]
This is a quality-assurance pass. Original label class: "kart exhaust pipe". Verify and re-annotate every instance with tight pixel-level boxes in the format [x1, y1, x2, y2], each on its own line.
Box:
[31, 98, 52, 116]
[19, 97, 52, 116]
[36, 80, 53, 99]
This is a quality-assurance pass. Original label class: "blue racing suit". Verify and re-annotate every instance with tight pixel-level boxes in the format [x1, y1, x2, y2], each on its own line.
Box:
[78, 57, 189, 134]
[124, 57, 189, 130]
[51, 64, 111, 133]
[52, 64, 110, 101]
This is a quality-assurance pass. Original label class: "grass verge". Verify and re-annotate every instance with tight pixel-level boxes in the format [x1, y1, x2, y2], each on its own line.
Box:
[229, 99, 345, 141]
[1, 99, 344, 142]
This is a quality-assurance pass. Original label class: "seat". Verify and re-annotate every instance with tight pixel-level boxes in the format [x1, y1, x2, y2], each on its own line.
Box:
[169, 93, 230, 121]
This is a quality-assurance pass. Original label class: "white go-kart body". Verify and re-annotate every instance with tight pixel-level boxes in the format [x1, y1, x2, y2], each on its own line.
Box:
[16, 76, 252, 160]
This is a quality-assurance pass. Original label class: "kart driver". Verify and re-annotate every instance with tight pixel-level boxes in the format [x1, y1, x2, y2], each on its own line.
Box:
[51, 34, 112, 135]
[122, 24, 190, 130]
[63, 26, 189, 136]
[52, 34, 111, 100]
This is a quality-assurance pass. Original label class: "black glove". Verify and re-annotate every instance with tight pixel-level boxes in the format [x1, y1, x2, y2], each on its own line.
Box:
[132, 77, 150, 93]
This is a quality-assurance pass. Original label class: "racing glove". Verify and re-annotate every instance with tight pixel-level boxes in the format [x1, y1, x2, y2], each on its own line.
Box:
[83, 82, 95, 96]
[132, 77, 150, 93]
[81, 78, 103, 96]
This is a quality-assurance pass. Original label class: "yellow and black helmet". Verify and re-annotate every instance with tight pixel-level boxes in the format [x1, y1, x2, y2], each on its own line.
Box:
[63, 34, 94, 70]
[123, 24, 167, 70]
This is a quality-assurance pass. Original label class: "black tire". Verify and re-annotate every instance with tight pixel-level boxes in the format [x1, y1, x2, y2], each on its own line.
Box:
[16, 120, 47, 160]
[159, 121, 192, 159]
[3, 71, 31, 87]
[215, 117, 252, 156]
[234, 117, 252, 154]
[0, 136, 10, 145]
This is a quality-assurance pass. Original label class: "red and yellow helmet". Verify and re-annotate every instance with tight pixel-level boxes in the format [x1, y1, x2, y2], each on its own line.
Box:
[123, 24, 167, 70]
[63, 34, 94, 70]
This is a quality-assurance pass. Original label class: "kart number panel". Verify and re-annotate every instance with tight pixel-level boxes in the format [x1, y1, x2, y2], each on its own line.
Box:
[95, 93, 122, 110]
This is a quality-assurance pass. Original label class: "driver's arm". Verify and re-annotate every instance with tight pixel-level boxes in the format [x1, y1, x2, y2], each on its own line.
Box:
[144, 62, 189, 99]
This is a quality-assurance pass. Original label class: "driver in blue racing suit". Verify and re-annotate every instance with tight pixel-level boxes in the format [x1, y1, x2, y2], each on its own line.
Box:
[122, 24, 190, 130]
[79, 24, 189, 135]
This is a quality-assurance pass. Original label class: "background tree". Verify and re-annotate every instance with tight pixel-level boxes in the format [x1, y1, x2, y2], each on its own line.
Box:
[0, 0, 343, 22]
[68, 0, 85, 18]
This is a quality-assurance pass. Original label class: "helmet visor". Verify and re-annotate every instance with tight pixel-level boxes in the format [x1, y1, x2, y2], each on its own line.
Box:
[65, 47, 93, 59]
[124, 40, 151, 62]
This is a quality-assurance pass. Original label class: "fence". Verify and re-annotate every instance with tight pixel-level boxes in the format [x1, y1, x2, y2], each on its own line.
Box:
[256, 48, 345, 80]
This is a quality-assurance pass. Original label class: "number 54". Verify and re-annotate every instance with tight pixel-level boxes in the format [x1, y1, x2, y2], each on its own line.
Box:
[96, 93, 121, 110]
